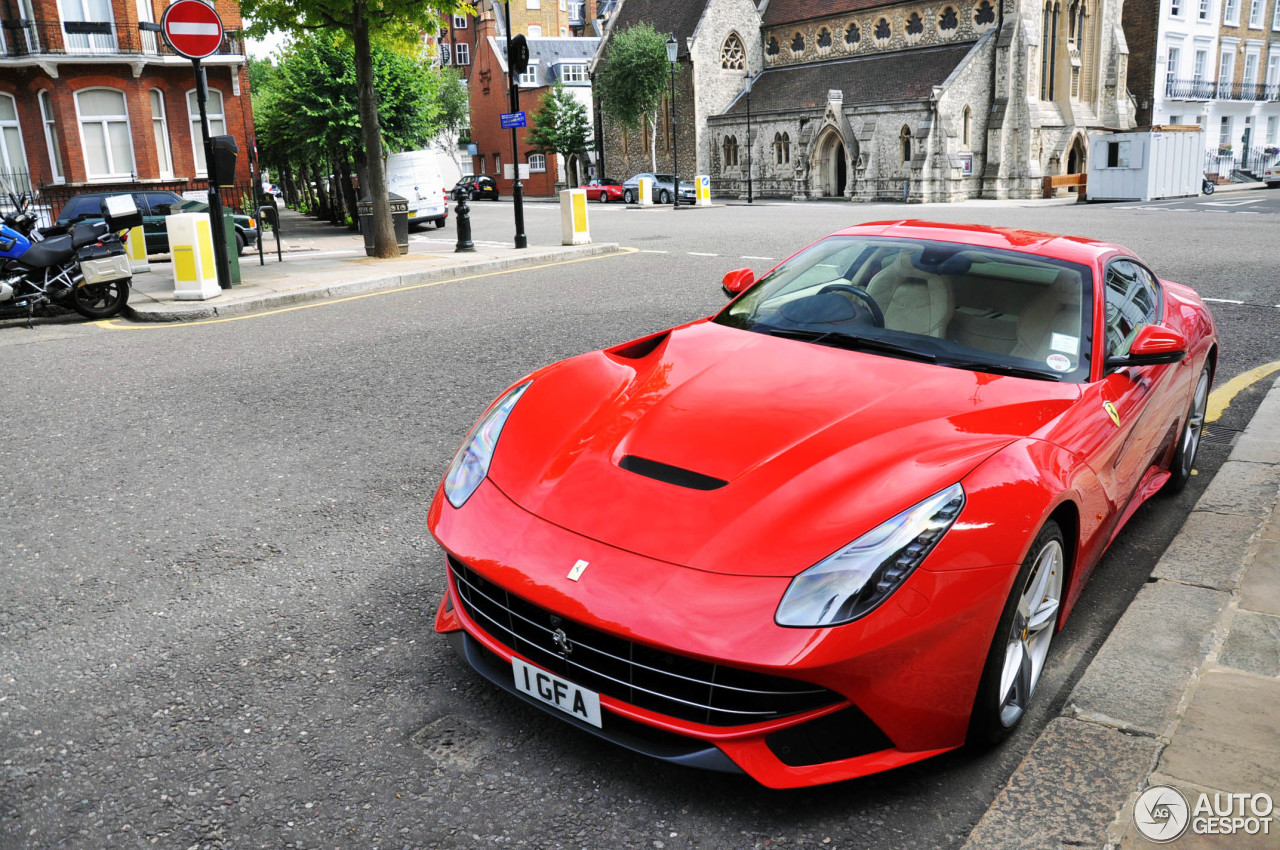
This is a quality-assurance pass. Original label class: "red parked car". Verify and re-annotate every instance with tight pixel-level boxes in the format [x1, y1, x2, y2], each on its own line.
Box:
[582, 178, 623, 203]
[428, 220, 1218, 788]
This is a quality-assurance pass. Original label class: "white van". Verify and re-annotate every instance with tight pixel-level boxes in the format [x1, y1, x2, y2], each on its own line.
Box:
[386, 150, 448, 229]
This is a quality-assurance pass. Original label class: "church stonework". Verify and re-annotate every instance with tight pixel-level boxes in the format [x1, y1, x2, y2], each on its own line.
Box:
[597, 0, 1134, 202]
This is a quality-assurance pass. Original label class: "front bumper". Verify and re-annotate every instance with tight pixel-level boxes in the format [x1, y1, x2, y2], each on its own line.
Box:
[429, 478, 1014, 788]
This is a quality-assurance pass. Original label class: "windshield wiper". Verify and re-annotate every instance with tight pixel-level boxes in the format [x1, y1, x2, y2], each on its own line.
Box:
[939, 358, 1062, 381]
[752, 325, 938, 363]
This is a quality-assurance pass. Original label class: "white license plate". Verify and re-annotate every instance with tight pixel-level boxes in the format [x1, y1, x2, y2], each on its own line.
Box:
[512, 657, 602, 728]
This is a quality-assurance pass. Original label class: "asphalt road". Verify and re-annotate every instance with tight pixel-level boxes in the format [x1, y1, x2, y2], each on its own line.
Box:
[3, 197, 1278, 849]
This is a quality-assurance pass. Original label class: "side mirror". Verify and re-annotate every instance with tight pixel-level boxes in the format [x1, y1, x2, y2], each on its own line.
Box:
[721, 267, 755, 298]
[1105, 324, 1188, 368]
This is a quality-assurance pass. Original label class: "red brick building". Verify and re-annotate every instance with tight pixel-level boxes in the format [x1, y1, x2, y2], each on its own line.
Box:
[0, 0, 253, 204]
[468, 11, 598, 196]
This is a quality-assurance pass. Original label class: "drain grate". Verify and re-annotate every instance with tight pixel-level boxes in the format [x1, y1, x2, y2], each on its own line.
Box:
[1201, 423, 1241, 447]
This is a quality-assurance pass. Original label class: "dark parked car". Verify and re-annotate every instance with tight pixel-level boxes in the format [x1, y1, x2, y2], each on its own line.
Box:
[56, 191, 260, 256]
[621, 173, 695, 205]
[453, 175, 500, 201]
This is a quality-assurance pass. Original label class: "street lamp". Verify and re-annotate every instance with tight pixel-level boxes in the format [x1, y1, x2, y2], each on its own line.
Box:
[744, 74, 753, 204]
[666, 34, 679, 209]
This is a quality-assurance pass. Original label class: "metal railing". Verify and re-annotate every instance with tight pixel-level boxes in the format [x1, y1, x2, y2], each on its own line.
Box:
[0, 18, 242, 58]
[1166, 77, 1280, 101]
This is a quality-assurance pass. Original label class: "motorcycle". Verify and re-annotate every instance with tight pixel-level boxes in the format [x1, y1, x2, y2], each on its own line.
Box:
[0, 184, 138, 323]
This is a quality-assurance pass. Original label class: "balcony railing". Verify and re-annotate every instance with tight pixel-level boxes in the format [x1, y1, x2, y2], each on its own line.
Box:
[1166, 77, 1280, 101]
[0, 18, 242, 58]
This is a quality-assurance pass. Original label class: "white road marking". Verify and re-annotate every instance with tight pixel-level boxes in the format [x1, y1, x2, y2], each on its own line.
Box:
[741, 255, 774, 260]
[1199, 198, 1267, 207]
[1203, 297, 1245, 304]
[639, 249, 669, 254]
[687, 252, 719, 256]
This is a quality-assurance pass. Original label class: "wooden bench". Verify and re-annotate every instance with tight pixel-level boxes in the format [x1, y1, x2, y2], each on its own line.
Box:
[1043, 173, 1087, 199]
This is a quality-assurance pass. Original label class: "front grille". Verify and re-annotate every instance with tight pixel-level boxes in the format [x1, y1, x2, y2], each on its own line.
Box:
[448, 556, 841, 727]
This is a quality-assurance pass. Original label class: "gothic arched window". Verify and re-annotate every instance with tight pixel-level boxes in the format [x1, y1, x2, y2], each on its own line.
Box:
[817, 27, 832, 49]
[975, 0, 996, 26]
[962, 106, 972, 147]
[720, 32, 745, 70]
[766, 36, 780, 56]
[939, 6, 959, 29]
[723, 135, 739, 167]
[790, 32, 805, 53]
[1041, 1, 1059, 99]
[906, 12, 924, 35]
[874, 18, 891, 40]
[774, 132, 791, 164]
[901, 125, 913, 162]
[845, 22, 861, 44]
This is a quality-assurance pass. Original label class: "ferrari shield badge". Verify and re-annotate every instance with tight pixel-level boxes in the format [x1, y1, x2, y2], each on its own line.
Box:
[567, 560, 589, 581]
[1103, 401, 1121, 428]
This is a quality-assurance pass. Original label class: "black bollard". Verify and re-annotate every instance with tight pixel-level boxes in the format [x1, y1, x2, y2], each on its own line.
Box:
[453, 188, 475, 253]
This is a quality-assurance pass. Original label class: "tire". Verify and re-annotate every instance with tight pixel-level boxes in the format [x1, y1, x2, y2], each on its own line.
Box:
[235, 232, 247, 256]
[969, 520, 1066, 746]
[598, 192, 609, 204]
[658, 189, 671, 204]
[72, 278, 130, 320]
[623, 189, 635, 204]
[1202, 180, 1216, 195]
[1163, 363, 1212, 494]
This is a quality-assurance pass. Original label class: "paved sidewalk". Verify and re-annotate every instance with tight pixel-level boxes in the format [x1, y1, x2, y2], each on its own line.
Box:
[965, 376, 1280, 848]
[125, 207, 621, 322]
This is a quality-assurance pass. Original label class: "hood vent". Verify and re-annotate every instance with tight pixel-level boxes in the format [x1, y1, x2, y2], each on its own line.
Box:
[606, 331, 670, 360]
[618, 455, 728, 491]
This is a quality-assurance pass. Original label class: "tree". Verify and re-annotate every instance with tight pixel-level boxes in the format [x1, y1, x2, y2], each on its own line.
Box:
[595, 22, 671, 172]
[428, 67, 471, 173]
[241, 0, 469, 257]
[525, 83, 592, 186]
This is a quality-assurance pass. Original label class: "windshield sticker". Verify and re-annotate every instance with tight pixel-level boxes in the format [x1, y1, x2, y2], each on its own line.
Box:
[1050, 333, 1078, 353]
[1046, 353, 1073, 372]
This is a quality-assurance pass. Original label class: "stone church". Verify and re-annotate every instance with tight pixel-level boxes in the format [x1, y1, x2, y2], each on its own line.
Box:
[595, 0, 1136, 201]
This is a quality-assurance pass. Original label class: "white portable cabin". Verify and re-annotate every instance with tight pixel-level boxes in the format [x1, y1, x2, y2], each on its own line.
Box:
[1087, 127, 1204, 202]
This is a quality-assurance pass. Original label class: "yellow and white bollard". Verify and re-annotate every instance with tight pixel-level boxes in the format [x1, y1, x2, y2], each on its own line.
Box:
[125, 225, 149, 273]
[166, 213, 221, 301]
[637, 176, 653, 206]
[560, 188, 590, 245]
[695, 175, 712, 206]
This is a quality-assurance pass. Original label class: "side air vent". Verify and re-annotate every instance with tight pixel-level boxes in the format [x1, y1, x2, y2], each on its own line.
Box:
[619, 455, 728, 491]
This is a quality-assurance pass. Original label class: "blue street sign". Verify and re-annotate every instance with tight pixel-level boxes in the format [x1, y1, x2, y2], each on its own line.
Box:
[500, 111, 527, 129]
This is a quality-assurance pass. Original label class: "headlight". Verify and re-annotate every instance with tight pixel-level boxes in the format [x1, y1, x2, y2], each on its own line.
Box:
[775, 483, 965, 627]
[443, 381, 531, 508]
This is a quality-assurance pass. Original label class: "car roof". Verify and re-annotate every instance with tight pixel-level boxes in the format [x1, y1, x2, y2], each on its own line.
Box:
[835, 220, 1130, 267]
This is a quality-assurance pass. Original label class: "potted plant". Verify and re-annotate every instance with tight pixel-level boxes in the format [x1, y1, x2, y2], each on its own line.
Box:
[1217, 143, 1233, 157]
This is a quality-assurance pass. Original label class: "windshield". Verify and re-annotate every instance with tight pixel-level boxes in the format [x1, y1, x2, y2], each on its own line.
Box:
[58, 195, 106, 222]
[714, 235, 1095, 382]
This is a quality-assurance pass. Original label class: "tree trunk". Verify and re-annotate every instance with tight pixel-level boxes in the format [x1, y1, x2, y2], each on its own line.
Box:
[339, 157, 359, 230]
[313, 164, 331, 220]
[648, 112, 658, 172]
[352, 0, 396, 257]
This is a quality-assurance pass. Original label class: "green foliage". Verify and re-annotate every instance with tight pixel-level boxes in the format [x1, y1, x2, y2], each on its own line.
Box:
[525, 83, 592, 161]
[240, 0, 463, 46]
[596, 22, 670, 130]
[252, 33, 454, 167]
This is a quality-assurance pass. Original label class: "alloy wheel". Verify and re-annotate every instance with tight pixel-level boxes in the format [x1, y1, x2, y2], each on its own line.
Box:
[1180, 371, 1210, 480]
[998, 539, 1063, 727]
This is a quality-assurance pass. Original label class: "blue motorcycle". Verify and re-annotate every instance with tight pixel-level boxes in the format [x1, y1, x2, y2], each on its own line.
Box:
[1, 184, 136, 322]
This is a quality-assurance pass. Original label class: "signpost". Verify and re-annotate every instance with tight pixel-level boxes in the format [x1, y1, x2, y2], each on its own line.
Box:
[500, 111, 527, 130]
[161, 0, 232, 289]
[504, 13, 528, 249]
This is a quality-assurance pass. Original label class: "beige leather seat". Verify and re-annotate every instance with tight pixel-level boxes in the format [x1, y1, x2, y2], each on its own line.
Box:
[865, 250, 955, 337]
[1010, 270, 1083, 361]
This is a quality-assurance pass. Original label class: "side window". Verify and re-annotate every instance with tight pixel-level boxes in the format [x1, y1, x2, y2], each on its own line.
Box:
[145, 192, 177, 215]
[1104, 259, 1160, 357]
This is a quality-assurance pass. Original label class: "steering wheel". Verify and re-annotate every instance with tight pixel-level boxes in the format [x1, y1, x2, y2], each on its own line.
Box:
[818, 283, 885, 328]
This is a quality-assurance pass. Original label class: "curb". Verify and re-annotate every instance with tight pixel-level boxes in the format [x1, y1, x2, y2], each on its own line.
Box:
[963, 375, 1280, 849]
[122, 243, 623, 323]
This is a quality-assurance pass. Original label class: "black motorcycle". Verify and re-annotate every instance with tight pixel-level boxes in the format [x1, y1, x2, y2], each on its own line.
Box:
[0, 187, 137, 323]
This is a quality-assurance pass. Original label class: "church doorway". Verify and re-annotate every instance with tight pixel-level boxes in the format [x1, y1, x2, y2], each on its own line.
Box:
[1066, 135, 1087, 176]
[814, 129, 849, 198]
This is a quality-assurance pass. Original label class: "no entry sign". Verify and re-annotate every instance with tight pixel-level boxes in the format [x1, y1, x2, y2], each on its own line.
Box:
[161, 0, 224, 60]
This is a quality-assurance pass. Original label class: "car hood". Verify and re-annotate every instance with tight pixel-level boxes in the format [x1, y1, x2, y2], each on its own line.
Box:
[487, 321, 1080, 577]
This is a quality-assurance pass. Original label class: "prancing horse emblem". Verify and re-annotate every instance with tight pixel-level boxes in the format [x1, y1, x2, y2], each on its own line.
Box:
[567, 559, 589, 581]
[551, 628, 573, 657]
[1103, 400, 1121, 428]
